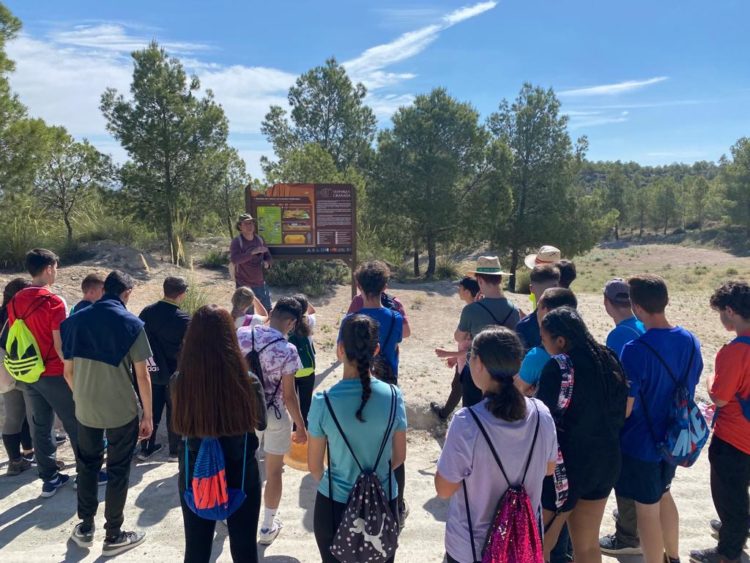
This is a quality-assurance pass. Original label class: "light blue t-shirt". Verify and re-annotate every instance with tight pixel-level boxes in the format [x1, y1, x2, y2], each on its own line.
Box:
[606, 316, 646, 358]
[308, 378, 407, 503]
[519, 346, 551, 386]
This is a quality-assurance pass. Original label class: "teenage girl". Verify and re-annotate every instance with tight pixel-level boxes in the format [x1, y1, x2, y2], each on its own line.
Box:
[289, 293, 317, 428]
[230, 286, 268, 329]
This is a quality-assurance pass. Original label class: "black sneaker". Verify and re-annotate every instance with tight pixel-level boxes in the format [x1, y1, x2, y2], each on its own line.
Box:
[689, 547, 737, 562]
[599, 533, 642, 556]
[41, 473, 70, 498]
[102, 531, 146, 557]
[55, 433, 67, 446]
[398, 500, 410, 531]
[69, 522, 95, 548]
[136, 443, 163, 461]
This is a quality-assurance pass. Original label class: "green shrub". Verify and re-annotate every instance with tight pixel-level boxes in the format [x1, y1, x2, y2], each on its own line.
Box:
[201, 249, 229, 269]
[180, 277, 210, 316]
[726, 267, 739, 276]
[435, 258, 460, 280]
[513, 269, 531, 294]
[266, 260, 349, 296]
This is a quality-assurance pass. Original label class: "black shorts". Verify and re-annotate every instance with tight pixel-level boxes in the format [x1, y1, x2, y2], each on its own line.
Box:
[542, 452, 620, 512]
[614, 454, 676, 505]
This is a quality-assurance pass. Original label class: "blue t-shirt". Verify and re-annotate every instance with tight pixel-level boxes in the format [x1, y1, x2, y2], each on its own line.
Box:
[620, 327, 703, 462]
[308, 378, 407, 503]
[606, 317, 646, 358]
[339, 308, 403, 379]
[516, 310, 541, 350]
[71, 300, 93, 315]
[519, 346, 551, 386]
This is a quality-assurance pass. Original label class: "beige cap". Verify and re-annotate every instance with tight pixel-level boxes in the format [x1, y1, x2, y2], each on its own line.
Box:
[466, 256, 511, 276]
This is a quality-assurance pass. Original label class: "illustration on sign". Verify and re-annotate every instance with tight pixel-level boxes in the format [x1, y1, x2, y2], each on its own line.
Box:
[249, 183, 355, 258]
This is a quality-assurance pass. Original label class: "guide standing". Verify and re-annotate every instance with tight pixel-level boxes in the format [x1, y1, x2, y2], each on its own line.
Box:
[229, 213, 272, 312]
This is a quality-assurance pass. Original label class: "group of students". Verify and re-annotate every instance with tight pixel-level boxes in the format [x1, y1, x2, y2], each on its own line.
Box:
[2, 242, 750, 563]
[427, 246, 750, 563]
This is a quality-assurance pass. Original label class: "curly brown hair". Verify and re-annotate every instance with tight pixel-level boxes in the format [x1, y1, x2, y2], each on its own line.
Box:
[710, 281, 750, 319]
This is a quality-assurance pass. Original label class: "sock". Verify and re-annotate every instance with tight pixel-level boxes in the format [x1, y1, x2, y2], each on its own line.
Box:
[262, 507, 277, 529]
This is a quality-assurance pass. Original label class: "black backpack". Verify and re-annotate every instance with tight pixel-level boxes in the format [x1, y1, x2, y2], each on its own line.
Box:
[245, 328, 284, 411]
[324, 385, 400, 562]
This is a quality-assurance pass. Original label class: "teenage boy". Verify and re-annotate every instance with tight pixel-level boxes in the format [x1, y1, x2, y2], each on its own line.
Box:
[515, 288, 578, 396]
[599, 278, 647, 557]
[7, 248, 77, 497]
[71, 273, 105, 314]
[61, 270, 152, 555]
[431, 276, 480, 420]
[137, 276, 190, 461]
[615, 274, 703, 563]
[516, 264, 561, 350]
[689, 282, 750, 563]
[229, 213, 272, 311]
[237, 297, 306, 546]
[456, 256, 520, 407]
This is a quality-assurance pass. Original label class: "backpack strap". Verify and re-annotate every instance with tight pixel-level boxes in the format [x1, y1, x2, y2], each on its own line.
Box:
[637, 338, 696, 386]
[521, 401, 542, 483]
[462, 482, 479, 563]
[323, 391, 363, 472]
[465, 407, 510, 484]
[476, 300, 516, 327]
[732, 336, 750, 346]
[382, 309, 397, 352]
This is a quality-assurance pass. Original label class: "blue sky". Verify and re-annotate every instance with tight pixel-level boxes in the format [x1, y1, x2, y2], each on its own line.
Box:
[5, 0, 750, 177]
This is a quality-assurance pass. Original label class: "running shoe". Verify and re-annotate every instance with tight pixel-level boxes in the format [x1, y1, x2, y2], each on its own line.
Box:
[73, 471, 108, 489]
[258, 518, 283, 545]
[69, 522, 95, 548]
[55, 433, 67, 446]
[429, 402, 448, 421]
[689, 547, 736, 562]
[102, 531, 146, 557]
[599, 533, 642, 555]
[41, 473, 70, 498]
[399, 500, 410, 531]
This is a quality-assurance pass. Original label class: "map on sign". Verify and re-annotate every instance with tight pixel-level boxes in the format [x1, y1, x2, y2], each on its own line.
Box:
[249, 183, 355, 258]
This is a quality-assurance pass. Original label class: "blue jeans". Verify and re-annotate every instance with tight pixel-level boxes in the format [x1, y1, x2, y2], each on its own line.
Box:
[251, 283, 272, 312]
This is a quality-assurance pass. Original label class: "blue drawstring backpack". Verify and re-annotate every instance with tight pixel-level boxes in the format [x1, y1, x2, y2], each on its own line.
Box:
[729, 336, 750, 421]
[183, 435, 248, 520]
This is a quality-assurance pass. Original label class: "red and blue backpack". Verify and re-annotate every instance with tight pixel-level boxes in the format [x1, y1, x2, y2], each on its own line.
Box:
[183, 435, 248, 520]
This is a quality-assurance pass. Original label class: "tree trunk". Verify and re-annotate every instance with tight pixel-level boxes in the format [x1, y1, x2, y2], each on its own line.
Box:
[413, 243, 420, 277]
[614, 222, 619, 240]
[425, 235, 436, 279]
[508, 248, 519, 292]
[63, 214, 73, 245]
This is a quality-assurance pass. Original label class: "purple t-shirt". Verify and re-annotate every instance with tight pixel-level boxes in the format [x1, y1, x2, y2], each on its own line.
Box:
[437, 397, 557, 562]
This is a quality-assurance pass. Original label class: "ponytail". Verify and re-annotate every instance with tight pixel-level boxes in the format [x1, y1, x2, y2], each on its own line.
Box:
[291, 293, 312, 338]
[485, 376, 526, 422]
[340, 315, 379, 422]
[471, 327, 526, 422]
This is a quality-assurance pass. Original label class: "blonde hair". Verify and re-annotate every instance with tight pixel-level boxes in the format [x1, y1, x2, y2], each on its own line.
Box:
[231, 286, 256, 319]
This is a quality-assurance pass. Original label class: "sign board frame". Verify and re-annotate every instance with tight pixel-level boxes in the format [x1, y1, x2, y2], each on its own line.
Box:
[246, 183, 358, 297]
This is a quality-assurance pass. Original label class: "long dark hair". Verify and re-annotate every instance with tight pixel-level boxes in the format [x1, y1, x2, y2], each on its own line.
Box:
[2, 278, 31, 313]
[340, 314, 379, 422]
[541, 306, 625, 385]
[172, 305, 259, 437]
[472, 327, 526, 422]
[291, 293, 312, 338]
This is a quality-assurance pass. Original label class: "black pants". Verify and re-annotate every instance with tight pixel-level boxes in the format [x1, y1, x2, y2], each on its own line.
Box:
[294, 374, 315, 428]
[144, 383, 179, 455]
[179, 451, 261, 563]
[2, 419, 33, 461]
[22, 377, 79, 481]
[313, 492, 397, 563]
[460, 365, 482, 408]
[76, 417, 139, 537]
[710, 436, 750, 560]
[439, 368, 463, 418]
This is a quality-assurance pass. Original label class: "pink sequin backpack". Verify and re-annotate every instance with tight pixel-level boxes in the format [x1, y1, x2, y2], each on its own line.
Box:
[462, 400, 544, 563]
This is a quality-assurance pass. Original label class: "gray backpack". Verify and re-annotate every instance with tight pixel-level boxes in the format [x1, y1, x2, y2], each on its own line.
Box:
[324, 385, 399, 562]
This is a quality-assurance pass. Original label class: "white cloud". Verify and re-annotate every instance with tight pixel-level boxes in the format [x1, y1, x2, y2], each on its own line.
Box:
[565, 109, 630, 130]
[51, 23, 211, 54]
[559, 76, 669, 97]
[344, 1, 497, 89]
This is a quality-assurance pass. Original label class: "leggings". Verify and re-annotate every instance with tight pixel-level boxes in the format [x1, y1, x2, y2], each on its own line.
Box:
[2, 388, 33, 460]
[313, 492, 397, 563]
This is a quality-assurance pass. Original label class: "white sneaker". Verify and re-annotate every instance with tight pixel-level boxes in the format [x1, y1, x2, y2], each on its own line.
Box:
[258, 518, 282, 545]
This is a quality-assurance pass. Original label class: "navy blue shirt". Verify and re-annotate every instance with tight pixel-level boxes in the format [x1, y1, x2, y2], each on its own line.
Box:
[339, 308, 403, 380]
[71, 300, 94, 314]
[516, 310, 540, 350]
[620, 327, 703, 462]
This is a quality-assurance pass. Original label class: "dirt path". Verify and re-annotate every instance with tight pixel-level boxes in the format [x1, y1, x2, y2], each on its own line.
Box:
[0, 242, 745, 561]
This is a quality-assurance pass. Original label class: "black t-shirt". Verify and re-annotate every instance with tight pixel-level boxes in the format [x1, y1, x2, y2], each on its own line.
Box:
[139, 300, 190, 385]
[537, 346, 627, 473]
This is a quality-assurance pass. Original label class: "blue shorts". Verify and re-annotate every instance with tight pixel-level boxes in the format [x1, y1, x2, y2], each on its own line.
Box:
[614, 454, 676, 505]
